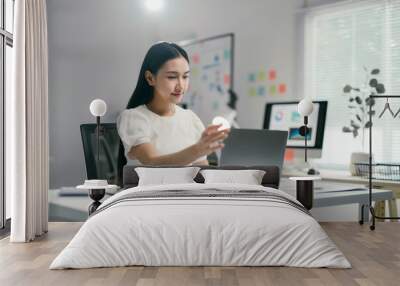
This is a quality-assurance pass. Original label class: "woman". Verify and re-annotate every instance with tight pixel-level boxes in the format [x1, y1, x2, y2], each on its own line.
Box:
[117, 42, 229, 168]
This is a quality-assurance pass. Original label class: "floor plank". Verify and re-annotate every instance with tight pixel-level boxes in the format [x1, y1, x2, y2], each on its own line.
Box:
[0, 222, 399, 286]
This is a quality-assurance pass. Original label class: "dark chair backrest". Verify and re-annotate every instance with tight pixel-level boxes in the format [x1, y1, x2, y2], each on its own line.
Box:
[122, 165, 280, 190]
[80, 123, 124, 186]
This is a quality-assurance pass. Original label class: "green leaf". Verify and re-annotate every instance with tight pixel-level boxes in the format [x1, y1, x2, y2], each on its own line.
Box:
[365, 97, 375, 106]
[355, 96, 362, 104]
[351, 121, 360, 129]
[365, 121, 372, 128]
[371, 68, 380, 75]
[343, 85, 352, 93]
[342, 126, 352, 133]
[369, 79, 378, 88]
[376, 83, 385, 94]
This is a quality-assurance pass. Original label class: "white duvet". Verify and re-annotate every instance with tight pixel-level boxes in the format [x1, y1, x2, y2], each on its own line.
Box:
[50, 183, 351, 269]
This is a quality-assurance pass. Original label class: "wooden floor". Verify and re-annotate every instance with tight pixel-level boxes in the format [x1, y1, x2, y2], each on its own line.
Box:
[0, 222, 399, 286]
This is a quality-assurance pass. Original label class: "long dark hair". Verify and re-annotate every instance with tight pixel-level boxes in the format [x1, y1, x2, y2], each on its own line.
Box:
[117, 42, 190, 184]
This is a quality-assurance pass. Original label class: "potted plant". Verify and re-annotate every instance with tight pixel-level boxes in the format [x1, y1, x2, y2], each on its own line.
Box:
[342, 67, 385, 175]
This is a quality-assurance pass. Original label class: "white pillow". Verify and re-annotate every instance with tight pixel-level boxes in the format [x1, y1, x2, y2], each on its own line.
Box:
[200, 169, 266, 185]
[135, 167, 201, 186]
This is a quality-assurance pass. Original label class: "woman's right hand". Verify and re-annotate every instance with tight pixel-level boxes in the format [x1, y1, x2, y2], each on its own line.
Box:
[194, 124, 230, 157]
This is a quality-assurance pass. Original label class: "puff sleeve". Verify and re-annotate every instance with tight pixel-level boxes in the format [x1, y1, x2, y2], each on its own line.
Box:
[189, 110, 205, 139]
[116, 109, 152, 155]
[189, 110, 207, 163]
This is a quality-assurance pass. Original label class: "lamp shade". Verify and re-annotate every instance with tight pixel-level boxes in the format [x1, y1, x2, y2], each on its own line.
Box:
[89, 99, 107, 117]
[298, 98, 314, 116]
[212, 116, 231, 130]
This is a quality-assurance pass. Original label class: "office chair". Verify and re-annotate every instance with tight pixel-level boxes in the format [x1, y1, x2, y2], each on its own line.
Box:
[80, 123, 125, 187]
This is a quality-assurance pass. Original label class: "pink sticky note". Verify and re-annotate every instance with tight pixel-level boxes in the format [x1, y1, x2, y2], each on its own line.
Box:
[192, 54, 200, 64]
[224, 74, 230, 85]
[269, 69, 276, 80]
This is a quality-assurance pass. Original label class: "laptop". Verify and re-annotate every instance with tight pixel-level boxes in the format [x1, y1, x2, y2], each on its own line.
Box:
[219, 129, 288, 171]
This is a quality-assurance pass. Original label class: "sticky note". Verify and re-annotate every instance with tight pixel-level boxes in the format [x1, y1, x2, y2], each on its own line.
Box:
[212, 101, 219, 110]
[191, 67, 200, 77]
[269, 85, 276, 95]
[248, 87, 256, 96]
[278, 83, 287, 94]
[192, 54, 200, 64]
[248, 73, 256, 82]
[224, 74, 230, 85]
[257, 86, 266, 96]
[284, 149, 295, 162]
[258, 71, 266, 81]
[269, 69, 276, 80]
[224, 49, 230, 60]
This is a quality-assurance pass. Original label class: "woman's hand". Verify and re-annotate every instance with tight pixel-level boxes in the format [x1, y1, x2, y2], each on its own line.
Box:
[194, 124, 230, 157]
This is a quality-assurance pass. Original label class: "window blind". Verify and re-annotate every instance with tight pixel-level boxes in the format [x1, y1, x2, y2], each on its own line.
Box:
[304, 0, 400, 168]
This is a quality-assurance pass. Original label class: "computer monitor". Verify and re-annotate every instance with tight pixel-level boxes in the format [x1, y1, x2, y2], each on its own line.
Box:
[263, 101, 328, 159]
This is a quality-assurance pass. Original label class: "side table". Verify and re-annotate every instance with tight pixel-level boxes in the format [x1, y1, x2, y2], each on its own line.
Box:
[289, 176, 321, 210]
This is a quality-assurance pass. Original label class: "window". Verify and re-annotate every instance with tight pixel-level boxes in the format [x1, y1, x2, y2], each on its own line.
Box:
[1, 0, 14, 230]
[304, 0, 400, 169]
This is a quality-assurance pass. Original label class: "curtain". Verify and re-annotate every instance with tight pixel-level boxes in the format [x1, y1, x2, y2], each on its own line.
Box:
[9, 0, 49, 242]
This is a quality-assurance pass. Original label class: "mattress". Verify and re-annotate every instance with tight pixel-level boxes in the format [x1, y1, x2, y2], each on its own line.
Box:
[50, 183, 351, 269]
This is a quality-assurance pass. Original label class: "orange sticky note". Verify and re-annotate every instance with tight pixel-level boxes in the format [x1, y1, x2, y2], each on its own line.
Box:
[284, 148, 295, 162]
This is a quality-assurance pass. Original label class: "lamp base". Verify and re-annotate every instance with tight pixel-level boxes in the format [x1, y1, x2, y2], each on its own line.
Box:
[88, 189, 105, 215]
[296, 180, 314, 210]
[295, 161, 319, 175]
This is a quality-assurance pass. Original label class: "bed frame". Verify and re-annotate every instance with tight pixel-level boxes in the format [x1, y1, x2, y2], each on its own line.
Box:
[122, 165, 280, 189]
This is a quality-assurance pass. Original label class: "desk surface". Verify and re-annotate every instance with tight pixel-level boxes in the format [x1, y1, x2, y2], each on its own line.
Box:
[283, 168, 400, 187]
[279, 178, 393, 208]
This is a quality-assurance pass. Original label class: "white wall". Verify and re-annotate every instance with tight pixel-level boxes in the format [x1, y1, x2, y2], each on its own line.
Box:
[47, 0, 159, 188]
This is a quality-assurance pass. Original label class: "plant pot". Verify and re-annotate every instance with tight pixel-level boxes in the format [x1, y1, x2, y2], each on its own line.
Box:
[349, 152, 370, 176]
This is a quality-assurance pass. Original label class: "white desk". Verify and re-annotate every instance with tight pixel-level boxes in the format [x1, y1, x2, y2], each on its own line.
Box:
[283, 168, 399, 219]
[280, 178, 394, 222]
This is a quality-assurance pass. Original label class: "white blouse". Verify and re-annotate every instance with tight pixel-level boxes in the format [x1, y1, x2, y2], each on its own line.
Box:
[117, 104, 207, 165]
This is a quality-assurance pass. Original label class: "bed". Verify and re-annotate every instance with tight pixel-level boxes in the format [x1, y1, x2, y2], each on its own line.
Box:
[50, 165, 351, 269]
